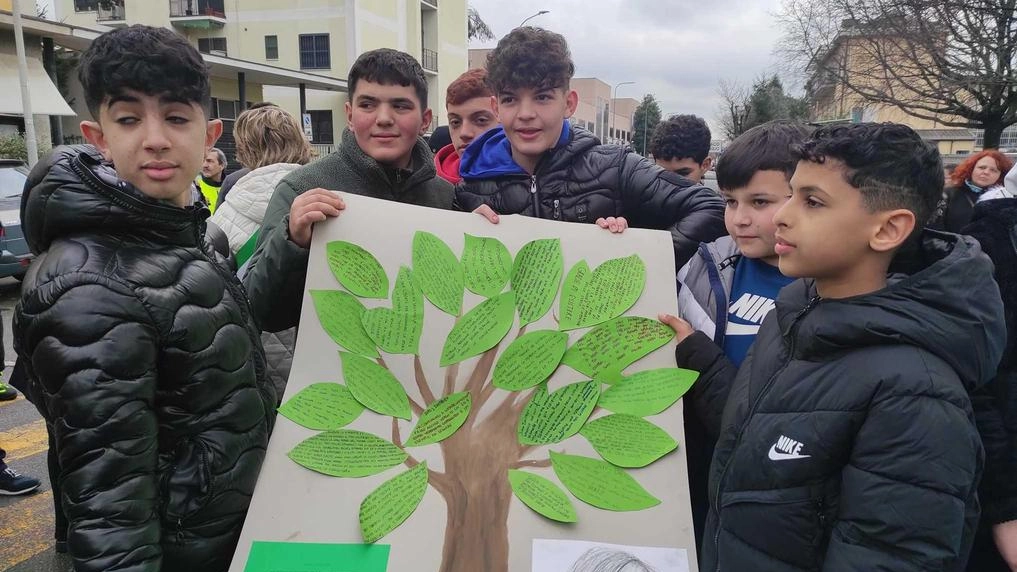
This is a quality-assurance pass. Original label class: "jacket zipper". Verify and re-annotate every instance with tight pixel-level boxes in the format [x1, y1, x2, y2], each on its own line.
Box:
[553, 199, 561, 220]
[530, 175, 543, 218]
[712, 295, 821, 571]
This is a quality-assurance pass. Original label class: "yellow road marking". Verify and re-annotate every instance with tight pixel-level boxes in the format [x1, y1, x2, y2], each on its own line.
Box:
[0, 490, 55, 570]
[0, 419, 49, 462]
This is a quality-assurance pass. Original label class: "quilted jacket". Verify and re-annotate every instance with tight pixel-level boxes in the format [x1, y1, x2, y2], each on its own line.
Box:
[13, 146, 276, 572]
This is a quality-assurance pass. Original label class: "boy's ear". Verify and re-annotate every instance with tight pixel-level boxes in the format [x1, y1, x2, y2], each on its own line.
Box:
[205, 119, 223, 149]
[345, 99, 354, 126]
[564, 89, 578, 118]
[702, 156, 714, 172]
[80, 120, 112, 161]
[420, 108, 433, 135]
[870, 209, 916, 253]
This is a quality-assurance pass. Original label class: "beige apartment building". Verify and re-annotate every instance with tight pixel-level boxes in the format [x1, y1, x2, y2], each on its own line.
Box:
[468, 49, 637, 146]
[57, 0, 469, 149]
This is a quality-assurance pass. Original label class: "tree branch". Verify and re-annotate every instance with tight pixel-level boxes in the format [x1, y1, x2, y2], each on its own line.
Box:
[511, 458, 552, 469]
[443, 363, 460, 397]
[392, 417, 450, 494]
[412, 354, 436, 406]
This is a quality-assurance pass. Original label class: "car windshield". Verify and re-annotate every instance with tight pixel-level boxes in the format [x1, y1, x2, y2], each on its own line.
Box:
[0, 165, 28, 211]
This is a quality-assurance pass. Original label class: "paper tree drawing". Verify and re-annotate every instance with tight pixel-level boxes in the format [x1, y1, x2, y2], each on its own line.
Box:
[278, 232, 699, 572]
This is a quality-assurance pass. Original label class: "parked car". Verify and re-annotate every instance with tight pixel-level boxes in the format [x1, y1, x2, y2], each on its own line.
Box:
[0, 159, 32, 280]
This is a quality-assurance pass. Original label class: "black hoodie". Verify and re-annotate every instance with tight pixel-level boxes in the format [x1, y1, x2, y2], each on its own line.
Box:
[691, 230, 1005, 571]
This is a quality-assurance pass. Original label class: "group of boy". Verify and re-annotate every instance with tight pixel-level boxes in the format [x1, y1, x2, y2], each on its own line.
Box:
[6, 19, 1009, 572]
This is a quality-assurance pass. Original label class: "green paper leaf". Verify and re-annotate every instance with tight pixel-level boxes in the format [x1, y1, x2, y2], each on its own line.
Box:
[508, 469, 577, 523]
[562, 317, 675, 383]
[310, 290, 379, 358]
[518, 380, 600, 445]
[359, 462, 429, 543]
[598, 368, 700, 416]
[581, 414, 678, 468]
[288, 429, 407, 477]
[404, 392, 472, 447]
[492, 330, 569, 391]
[440, 292, 516, 366]
[278, 383, 365, 430]
[550, 451, 660, 511]
[510, 238, 563, 326]
[362, 268, 424, 355]
[559, 255, 646, 330]
[462, 234, 513, 298]
[326, 240, 389, 298]
[341, 352, 412, 420]
[244, 542, 390, 572]
[412, 231, 463, 315]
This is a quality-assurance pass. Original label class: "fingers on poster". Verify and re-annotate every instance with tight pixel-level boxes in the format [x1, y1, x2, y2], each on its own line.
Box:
[532, 539, 689, 572]
[284, 232, 697, 549]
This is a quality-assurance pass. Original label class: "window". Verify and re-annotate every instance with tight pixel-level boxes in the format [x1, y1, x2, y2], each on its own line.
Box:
[75, 0, 99, 11]
[212, 98, 238, 120]
[265, 35, 279, 60]
[308, 110, 334, 145]
[198, 37, 228, 56]
[299, 34, 330, 70]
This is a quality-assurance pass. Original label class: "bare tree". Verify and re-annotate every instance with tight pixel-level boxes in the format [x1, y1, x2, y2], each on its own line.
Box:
[468, 5, 495, 42]
[777, 0, 1017, 147]
[717, 79, 752, 140]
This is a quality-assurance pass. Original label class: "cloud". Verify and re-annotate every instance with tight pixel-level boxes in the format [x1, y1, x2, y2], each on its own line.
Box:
[469, 0, 787, 137]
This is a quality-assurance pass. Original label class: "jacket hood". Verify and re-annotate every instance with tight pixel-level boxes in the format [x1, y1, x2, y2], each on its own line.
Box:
[434, 143, 462, 184]
[776, 229, 1005, 389]
[22, 145, 207, 255]
[459, 120, 585, 179]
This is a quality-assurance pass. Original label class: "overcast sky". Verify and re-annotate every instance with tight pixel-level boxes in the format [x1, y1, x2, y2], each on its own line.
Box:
[469, 0, 788, 135]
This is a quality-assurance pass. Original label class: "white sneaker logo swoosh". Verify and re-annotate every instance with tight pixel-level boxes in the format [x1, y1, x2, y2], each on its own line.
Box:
[768, 435, 812, 461]
[768, 444, 811, 461]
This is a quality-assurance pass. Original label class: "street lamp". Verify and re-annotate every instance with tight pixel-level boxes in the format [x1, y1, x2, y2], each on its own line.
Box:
[611, 81, 635, 144]
[519, 10, 550, 27]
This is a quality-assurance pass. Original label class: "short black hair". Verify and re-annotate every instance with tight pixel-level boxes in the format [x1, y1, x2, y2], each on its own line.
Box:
[717, 120, 814, 191]
[649, 115, 711, 163]
[486, 27, 575, 94]
[795, 122, 943, 227]
[78, 25, 211, 119]
[348, 48, 429, 110]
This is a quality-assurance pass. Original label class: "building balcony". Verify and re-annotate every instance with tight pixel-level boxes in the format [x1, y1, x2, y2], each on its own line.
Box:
[422, 48, 438, 74]
[96, 1, 126, 26]
[421, 0, 438, 9]
[169, 0, 226, 29]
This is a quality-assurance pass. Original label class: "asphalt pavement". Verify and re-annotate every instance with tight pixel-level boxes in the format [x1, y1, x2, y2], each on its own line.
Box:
[0, 277, 72, 572]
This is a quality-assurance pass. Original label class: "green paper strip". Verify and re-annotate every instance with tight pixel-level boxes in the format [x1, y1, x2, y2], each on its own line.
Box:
[288, 430, 407, 477]
[359, 462, 429, 543]
[508, 469, 577, 523]
[492, 330, 569, 391]
[550, 451, 660, 511]
[518, 381, 600, 445]
[598, 368, 700, 416]
[412, 231, 464, 315]
[440, 292, 516, 366]
[244, 541, 390, 572]
[341, 352, 412, 420]
[278, 383, 365, 431]
[510, 238, 563, 326]
[404, 392, 472, 447]
[560, 255, 646, 330]
[361, 268, 424, 355]
[581, 414, 678, 468]
[562, 317, 674, 383]
[462, 234, 513, 298]
[326, 240, 389, 298]
[310, 290, 379, 358]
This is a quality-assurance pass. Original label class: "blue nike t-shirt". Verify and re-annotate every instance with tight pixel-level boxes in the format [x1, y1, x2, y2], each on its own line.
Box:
[722, 258, 794, 367]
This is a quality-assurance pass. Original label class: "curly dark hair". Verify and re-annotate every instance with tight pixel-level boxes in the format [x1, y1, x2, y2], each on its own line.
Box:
[717, 120, 814, 191]
[649, 115, 711, 163]
[348, 48, 429, 109]
[486, 27, 575, 93]
[795, 122, 943, 228]
[79, 25, 211, 119]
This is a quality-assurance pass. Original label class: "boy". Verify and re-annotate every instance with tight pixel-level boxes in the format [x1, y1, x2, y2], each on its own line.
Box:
[13, 26, 276, 572]
[649, 114, 713, 183]
[244, 48, 453, 332]
[435, 68, 497, 184]
[662, 123, 1004, 570]
[673, 120, 811, 548]
[455, 27, 725, 268]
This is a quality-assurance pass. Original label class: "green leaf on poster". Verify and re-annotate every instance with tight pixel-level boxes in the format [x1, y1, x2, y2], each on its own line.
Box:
[550, 451, 660, 511]
[359, 462, 429, 543]
[341, 352, 411, 420]
[598, 368, 700, 416]
[404, 392, 472, 447]
[517, 381, 600, 445]
[462, 234, 513, 298]
[440, 292, 516, 366]
[310, 290, 378, 358]
[562, 317, 674, 383]
[412, 231, 463, 315]
[508, 469, 577, 523]
[559, 255, 646, 330]
[361, 267, 424, 355]
[510, 238, 563, 326]
[278, 383, 364, 431]
[288, 430, 406, 477]
[491, 330, 568, 391]
[326, 240, 389, 298]
[580, 414, 678, 468]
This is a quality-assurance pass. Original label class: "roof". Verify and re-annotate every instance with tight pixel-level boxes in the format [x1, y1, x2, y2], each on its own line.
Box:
[914, 128, 976, 141]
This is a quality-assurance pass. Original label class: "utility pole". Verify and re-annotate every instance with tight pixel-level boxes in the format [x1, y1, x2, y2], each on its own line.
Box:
[13, 0, 39, 167]
[611, 81, 634, 145]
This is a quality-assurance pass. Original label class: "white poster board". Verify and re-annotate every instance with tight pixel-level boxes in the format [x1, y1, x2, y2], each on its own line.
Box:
[229, 193, 698, 572]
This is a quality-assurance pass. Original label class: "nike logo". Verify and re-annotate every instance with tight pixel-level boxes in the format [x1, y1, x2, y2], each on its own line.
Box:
[726, 322, 761, 336]
[768, 435, 811, 461]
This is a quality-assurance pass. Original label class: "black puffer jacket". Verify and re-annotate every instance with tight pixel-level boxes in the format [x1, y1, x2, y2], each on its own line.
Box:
[13, 146, 276, 572]
[455, 124, 726, 268]
[683, 231, 1004, 571]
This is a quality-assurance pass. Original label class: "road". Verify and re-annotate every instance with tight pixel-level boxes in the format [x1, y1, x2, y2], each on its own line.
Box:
[0, 277, 72, 572]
